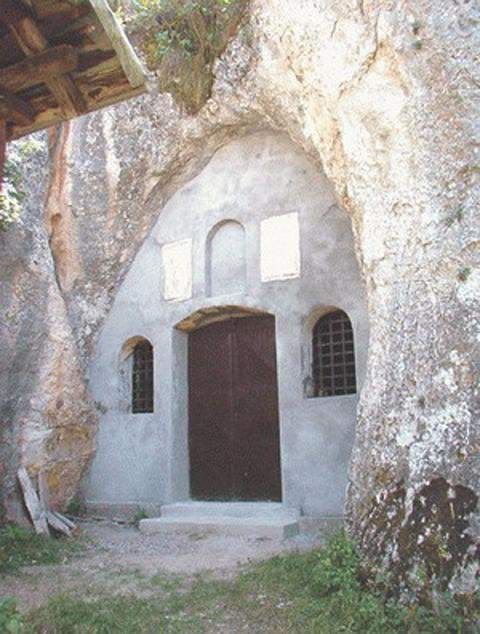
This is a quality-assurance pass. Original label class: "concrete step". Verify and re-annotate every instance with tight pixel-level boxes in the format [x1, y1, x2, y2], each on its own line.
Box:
[139, 514, 299, 539]
[160, 501, 298, 520]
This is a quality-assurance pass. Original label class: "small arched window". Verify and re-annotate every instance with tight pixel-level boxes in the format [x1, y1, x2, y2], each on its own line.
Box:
[132, 340, 154, 413]
[312, 310, 356, 397]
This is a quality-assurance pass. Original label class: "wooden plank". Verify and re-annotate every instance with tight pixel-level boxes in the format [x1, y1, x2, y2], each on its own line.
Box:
[38, 471, 50, 512]
[46, 511, 72, 536]
[0, 45, 79, 93]
[0, 0, 30, 26]
[0, 91, 34, 126]
[89, 0, 146, 89]
[9, 82, 144, 139]
[53, 511, 77, 530]
[4, 3, 87, 118]
[44, 74, 86, 118]
[17, 467, 50, 536]
[77, 49, 116, 73]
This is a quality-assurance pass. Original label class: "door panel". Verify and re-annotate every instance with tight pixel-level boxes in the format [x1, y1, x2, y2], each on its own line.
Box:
[188, 315, 282, 501]
[188, 321, 235, 500]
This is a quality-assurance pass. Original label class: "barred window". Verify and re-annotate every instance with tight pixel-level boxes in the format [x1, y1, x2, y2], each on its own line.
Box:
[312, 310, 356, 397]
[132, 341, 154, 413]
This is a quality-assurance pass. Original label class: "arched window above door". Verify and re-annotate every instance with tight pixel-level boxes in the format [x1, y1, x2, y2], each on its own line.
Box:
[312, 309, 356, 397]
[131, 339, 154, 413]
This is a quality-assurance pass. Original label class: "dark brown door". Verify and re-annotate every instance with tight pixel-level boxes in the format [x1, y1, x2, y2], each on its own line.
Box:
[188, 315, 282, 501]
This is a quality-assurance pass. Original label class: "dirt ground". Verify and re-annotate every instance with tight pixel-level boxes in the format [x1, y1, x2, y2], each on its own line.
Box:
[1, 520, 326, 612]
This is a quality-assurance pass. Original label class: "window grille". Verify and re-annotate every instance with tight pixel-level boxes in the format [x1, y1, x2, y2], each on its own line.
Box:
[312, 310, 356, 397]
[132, 341, 154, 413]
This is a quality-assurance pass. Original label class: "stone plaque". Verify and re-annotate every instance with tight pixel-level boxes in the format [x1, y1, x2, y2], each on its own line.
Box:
[162, 239, 192, 301]
[261, 212, 300, 281]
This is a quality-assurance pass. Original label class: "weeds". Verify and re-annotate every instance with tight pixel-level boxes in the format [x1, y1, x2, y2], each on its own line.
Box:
[24, 532, 478, 632]
[131, 0, 249, 112]
[133, 507, 149, 526]
[64, 498, 85, 517]
[458, 266, 472, 282]
[0, 598, 23, 634]
[445, 206, 464, 227]
[0, 524, 82, 574]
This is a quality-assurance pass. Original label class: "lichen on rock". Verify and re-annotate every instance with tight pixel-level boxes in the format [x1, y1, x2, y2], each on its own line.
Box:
[0, 0, 478, 599]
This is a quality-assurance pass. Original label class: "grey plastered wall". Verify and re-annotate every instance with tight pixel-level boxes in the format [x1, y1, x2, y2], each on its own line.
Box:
[84, 131, 369, 518]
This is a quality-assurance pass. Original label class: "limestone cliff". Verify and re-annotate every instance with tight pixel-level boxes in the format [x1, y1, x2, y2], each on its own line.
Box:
[0, 0, 478, 594]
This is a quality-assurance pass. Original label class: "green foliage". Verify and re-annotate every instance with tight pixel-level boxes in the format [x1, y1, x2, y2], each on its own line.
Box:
[411, 20, 423, 35]
[133, 507, 149, 526]
[0, 155, 25, 232]
[0, 136, 44, 232]
[312, 530, 361, 595]
[458, 266, 472, 282]
[131, 0, 248, 112]
[27, 594, 197, 633]
[308, 533, 474, 633]
[65, 498, 85, 517]
[0, 598, 23, 634]
[445, 206, 464, 227]
[25, 532, 478, 633]
[0, 524, 82, 574]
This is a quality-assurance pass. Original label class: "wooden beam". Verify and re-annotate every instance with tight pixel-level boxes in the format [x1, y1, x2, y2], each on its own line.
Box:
[0, 45, 79, 93]
[78, 49, 116, 73]
[0, 0, 31, 26]
[3, 1, 87, 118]
[0, 89, 35, 125]
[17, 467, 50, 536]
[89, 0, 146, 89]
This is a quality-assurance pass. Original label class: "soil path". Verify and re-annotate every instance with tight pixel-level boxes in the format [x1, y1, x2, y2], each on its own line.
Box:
[0, 520, 325, 611]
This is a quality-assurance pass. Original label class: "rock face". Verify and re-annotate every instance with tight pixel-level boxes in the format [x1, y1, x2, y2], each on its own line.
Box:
[0, 133, 96, 521]
[0, 0, 478, 594]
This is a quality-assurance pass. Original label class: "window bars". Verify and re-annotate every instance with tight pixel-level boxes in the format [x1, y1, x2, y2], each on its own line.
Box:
[132, 341, 154, 413]
[312, 310, 356, 397]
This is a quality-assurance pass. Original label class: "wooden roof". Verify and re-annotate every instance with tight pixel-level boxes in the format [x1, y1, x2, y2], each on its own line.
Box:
[0, 0, 146, 140]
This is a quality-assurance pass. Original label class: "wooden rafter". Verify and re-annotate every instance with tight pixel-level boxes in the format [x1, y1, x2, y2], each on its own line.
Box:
[0, 45, 79, 93]
[0, 0, 146, 140]
[0, 90, 34, 126]
[0, 0, 87, 118]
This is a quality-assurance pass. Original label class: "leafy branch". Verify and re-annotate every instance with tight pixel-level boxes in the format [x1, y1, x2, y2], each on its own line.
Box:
[131, 0, 248, 112]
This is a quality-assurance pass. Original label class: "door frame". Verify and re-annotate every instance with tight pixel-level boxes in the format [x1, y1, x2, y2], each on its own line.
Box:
[188, 314, 282, 502]
[167, 305, 284, 504]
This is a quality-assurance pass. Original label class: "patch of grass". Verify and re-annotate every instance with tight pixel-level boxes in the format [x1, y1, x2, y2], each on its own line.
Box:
[188, 531, 208, 541]
[26, 594, 203, 633]
[65, 498, 85, 517]
[148, 573, 183, 593]
[132, 507, 149, 526]
[0, 597, 23, 633]
[0, 524, 83, 574]
[25, 532, 478, 633]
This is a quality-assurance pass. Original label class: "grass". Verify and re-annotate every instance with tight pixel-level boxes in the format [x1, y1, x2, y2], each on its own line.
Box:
[22, 532, 478, 633]
[0, 524, 83, 574]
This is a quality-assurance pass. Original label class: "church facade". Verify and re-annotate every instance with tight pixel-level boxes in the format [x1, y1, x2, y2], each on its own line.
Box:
[83, 131, 369, 519]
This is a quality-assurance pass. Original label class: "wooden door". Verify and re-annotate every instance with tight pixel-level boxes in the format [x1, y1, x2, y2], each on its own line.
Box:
[188, 315, 282, 501]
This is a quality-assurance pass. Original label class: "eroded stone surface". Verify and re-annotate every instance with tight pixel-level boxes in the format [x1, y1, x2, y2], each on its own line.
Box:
[0, 0, 478, 592]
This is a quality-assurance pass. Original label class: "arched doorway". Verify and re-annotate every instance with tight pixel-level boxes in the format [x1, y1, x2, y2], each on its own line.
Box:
[188, 313, 282, 501]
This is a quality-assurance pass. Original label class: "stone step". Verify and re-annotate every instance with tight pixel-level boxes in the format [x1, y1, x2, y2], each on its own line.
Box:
[160, 501, 298, 520]
[139, 515, 299, 539]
